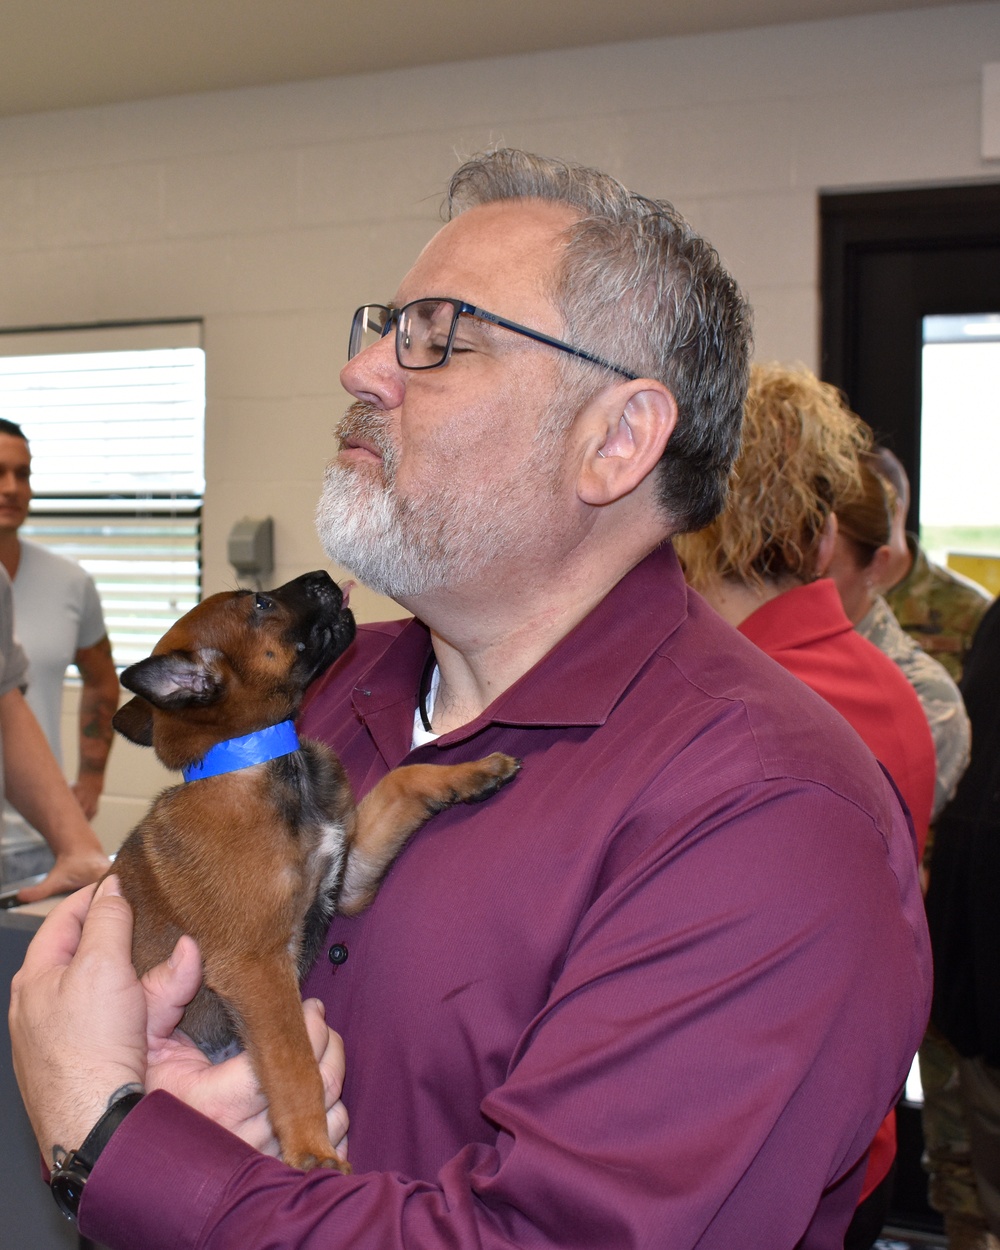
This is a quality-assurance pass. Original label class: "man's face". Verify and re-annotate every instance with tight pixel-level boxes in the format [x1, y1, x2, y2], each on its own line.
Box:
[0, 434, 31, 535]
[317, 199, 589, 603]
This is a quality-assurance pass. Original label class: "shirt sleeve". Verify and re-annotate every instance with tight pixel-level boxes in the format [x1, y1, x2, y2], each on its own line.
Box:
[78, 777, 930, 1250]
[76, 571, 109, 652]
[0, 572, 29, 696]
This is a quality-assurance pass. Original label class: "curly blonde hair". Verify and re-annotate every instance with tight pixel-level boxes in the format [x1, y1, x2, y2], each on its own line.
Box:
[675, 362, 871, 590]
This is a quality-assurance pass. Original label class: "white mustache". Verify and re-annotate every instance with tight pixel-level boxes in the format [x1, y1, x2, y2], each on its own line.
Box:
[335, 401, 394, 459]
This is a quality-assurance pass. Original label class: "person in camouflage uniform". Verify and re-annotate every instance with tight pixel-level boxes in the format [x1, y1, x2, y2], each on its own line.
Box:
[871, 447, 995, 1250]
[886, 535, 990, 684]
[854, 595, 970, 823]
[872, 448, 990, 684]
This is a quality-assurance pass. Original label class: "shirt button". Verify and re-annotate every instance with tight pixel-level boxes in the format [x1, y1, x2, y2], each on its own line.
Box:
[328, 942, 349, 966]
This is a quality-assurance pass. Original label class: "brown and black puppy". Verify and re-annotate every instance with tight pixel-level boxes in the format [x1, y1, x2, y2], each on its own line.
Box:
[110, 570, 519, 1172]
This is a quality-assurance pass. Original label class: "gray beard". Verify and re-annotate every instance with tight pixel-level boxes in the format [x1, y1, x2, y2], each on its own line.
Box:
[315, 402, 544, 600]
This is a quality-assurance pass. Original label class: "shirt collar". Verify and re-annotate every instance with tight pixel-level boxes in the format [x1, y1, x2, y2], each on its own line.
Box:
[739, 578, 854, 652]
[352, 543, 690, 749]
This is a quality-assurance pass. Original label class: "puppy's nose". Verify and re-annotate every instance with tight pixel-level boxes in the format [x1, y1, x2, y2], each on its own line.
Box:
[300, 570, 337, 596]
[272, 571, 338, 602]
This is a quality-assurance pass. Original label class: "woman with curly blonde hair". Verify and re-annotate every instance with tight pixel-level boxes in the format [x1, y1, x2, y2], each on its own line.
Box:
[677, 362, 937, 1250]
[677, 363, 869, 597]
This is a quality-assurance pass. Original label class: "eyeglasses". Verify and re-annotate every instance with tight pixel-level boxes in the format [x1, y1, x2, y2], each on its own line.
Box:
[349, 298, 638, 380]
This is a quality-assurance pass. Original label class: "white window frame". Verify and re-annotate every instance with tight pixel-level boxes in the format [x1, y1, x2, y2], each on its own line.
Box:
[0, 320, 205, 669]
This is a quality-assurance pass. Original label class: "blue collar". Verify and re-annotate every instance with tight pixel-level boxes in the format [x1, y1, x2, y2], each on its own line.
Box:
[182, 720, 300, 782]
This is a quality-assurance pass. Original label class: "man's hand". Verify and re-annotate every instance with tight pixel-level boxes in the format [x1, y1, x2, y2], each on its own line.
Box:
[16, 847, 111, 904]
[8, 877, 148, 1168]
[142, 937, 349, 1158]
[0, 686, 111, 900]
[11, 875, 349, 1168]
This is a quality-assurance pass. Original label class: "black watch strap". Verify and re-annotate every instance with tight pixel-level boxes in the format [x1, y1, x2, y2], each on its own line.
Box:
[50, 1090, 144, 1221]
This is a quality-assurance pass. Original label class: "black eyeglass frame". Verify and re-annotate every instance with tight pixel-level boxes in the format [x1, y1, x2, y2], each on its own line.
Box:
[349, 298, 639, 381]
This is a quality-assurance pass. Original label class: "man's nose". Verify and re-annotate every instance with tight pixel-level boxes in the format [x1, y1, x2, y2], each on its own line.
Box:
[340, 332, 405, 411]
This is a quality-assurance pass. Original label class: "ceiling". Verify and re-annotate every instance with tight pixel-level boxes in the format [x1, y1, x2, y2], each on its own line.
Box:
[0, 0, 980, 119]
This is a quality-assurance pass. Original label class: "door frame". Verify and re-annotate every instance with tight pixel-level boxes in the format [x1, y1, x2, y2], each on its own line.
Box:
[821, 181, 1000, 531]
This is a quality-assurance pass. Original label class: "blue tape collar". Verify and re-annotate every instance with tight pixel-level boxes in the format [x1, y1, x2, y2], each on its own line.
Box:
[182, 720, 300, 782]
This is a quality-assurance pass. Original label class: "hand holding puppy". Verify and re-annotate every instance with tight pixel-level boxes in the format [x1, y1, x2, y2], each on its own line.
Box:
[10, 877, 349, 1169]
[142, 933, 349, 1159]
[9, 877, 147, 1169]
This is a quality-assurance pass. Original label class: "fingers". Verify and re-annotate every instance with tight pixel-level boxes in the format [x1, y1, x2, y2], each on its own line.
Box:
[17, 851, 111, 903]
[304, 1001, 346, 1092]
[14, 874, 57, 905]
[303, 999, 349, 1151]
[328, 1103, 350, 1159]
[190, 1050, 271, 1147]
[72, 875, 135, 969]
[303, 997, 331, 1060]
[144, 996, 350, 1160]
[143, 935, 203, 1047]
[9, 875, 148, 1157]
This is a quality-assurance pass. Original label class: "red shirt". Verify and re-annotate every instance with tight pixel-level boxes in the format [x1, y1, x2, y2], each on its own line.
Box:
[739, 577, 936, 1201]
[740, 579, 934, 858]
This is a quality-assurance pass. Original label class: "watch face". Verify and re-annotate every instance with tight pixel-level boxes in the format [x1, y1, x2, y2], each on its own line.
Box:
[51, 1158, 89, 1221]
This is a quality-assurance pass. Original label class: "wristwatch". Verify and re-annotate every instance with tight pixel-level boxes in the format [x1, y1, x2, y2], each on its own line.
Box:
[49, 1090, 144, 1221]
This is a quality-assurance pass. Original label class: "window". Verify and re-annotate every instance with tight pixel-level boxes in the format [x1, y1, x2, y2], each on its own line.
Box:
[0, 322, 205, 668]
[920, 312, 1000, 594]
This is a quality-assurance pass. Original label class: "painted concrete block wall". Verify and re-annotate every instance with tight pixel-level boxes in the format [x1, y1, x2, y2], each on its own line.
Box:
[1, 3, 997, 850]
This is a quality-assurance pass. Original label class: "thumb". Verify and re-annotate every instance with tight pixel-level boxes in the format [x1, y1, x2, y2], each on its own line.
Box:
[75, 874, 135, 959]
[142, 934, 203, 1044]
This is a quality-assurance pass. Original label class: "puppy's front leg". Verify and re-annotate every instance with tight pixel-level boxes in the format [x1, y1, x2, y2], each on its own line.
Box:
[210, 953, 347, 1172]
[339, 753, 520, 914]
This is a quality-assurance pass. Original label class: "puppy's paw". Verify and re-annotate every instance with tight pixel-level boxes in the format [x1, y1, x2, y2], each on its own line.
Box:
[287, 1148, 352, 1174]
[461, 753, 521, 803]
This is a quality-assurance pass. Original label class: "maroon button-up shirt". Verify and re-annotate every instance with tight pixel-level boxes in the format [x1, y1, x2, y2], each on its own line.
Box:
[81, 545, 931, 1249]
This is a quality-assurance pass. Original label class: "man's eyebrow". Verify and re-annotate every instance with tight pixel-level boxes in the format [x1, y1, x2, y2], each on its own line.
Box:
[454, 312, 497, 336]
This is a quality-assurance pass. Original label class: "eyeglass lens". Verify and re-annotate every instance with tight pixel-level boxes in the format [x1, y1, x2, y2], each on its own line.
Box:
[396, 300, 457, 368]
[350, 300, 460, 368]
[349, 305, 392, 360]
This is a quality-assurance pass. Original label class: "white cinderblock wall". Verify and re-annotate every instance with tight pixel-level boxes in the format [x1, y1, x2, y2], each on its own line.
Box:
[3, 3, 998, 851]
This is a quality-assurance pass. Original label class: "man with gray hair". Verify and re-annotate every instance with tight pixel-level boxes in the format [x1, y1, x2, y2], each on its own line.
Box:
[11, 150, 930, 1249]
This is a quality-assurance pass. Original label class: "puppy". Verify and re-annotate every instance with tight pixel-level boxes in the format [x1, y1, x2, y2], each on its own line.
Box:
[110, 570, 519, 1171]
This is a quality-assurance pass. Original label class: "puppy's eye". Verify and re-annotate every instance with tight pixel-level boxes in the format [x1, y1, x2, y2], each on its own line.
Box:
[254, 593, 273, 612]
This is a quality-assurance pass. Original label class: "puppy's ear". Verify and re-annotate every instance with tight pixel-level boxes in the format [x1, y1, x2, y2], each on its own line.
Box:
[113, 696, 155, 747]
[120, 650, 225, 710]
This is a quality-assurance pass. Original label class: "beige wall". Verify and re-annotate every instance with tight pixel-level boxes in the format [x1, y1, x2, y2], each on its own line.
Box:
[7, 3, 998, 851]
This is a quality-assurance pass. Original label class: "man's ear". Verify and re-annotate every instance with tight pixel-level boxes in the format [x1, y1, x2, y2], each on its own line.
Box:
[119, 650, 224, 711]
[112, 696, 155, 747]
[579, 383, 678, 506]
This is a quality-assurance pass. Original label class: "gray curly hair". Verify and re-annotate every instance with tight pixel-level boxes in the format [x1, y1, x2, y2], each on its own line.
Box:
[446, 149, 753, 533]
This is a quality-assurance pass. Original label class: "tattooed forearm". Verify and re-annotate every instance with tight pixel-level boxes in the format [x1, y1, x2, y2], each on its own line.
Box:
[75, 636, 118, 778]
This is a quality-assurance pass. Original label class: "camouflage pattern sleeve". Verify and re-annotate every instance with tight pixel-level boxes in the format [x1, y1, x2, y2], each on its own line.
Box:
[858, 595, 971, 822]
[885, 537, 992, 683]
